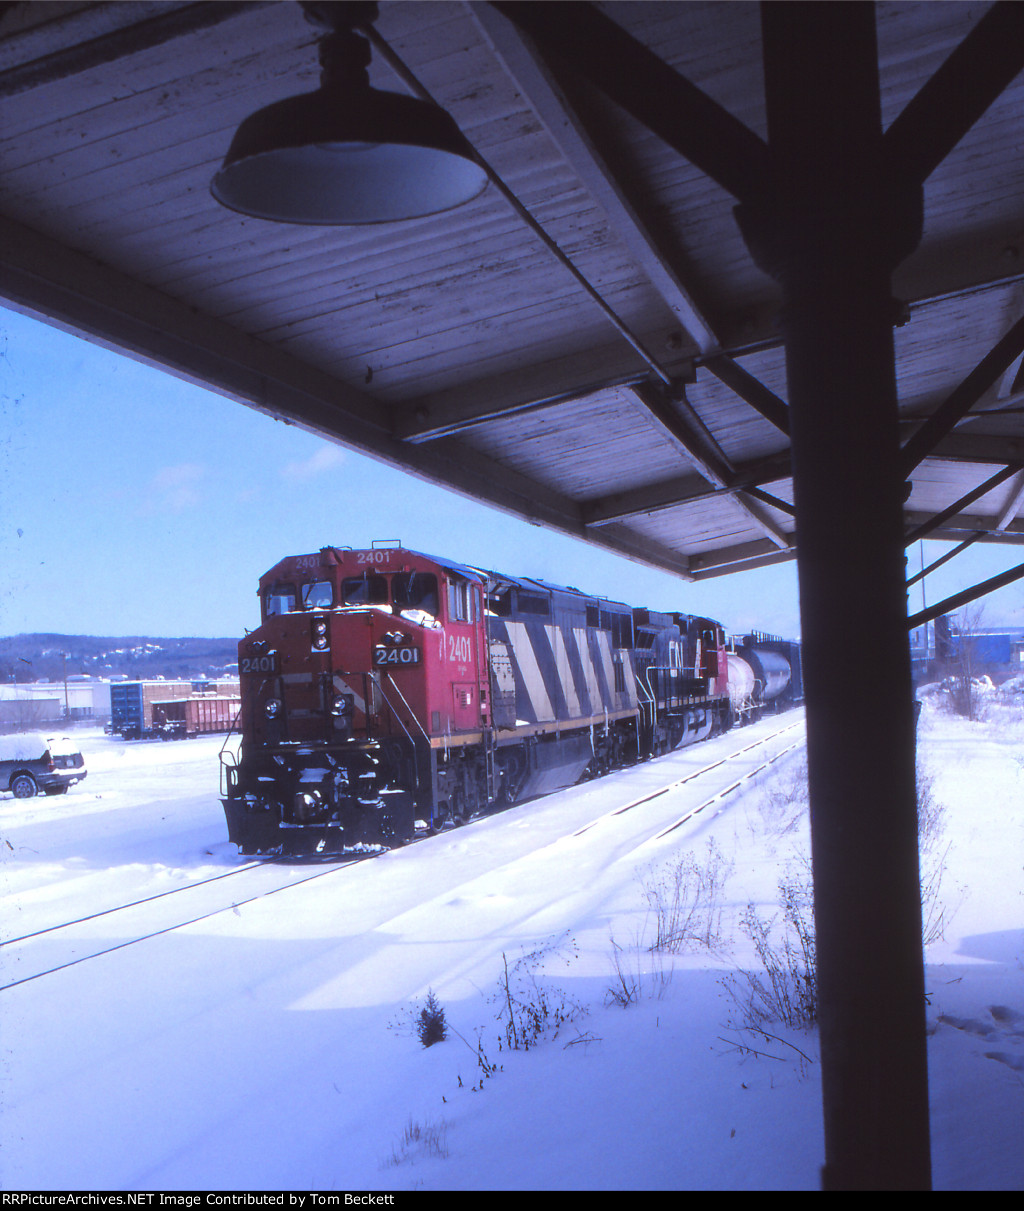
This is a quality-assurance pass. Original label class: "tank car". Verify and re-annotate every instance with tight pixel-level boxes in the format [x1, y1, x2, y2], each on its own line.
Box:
[220, 544, 736, 855]
[727, 632, 803, 724]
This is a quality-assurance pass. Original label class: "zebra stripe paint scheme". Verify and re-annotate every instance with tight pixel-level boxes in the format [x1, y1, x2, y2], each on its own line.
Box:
[489, 614, 637, 727]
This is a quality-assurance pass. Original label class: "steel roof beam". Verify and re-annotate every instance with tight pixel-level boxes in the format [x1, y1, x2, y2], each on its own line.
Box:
[702, 354, 790, 436]
[904, 510, 1024, 540]
[583, 471, 718, 527]
[472, 2, 719, 357]
[907, 558, 1024, 629]
[582, 450, 794, 526]
[900, 312, 1024, 475]
[686, 537, 796, 577]
[0, 1, 263, 98]
[929, 430, 1024, 465]
[630, 381, 791, 550]
[743, 484, 796, 517]
[906, 533, 986, 590]
[394, 369, 652, 444]
[631, 380, 734, 489]
[884, 1, 1024, 189]
[996, 469, 1024, 530]
[491, 1, 769, 207]
[904, 462, 1024, 544]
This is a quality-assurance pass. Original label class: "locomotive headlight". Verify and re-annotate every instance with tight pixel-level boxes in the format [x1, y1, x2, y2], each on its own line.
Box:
[264, 697, 283, 718]
[312, 618, 329, 651]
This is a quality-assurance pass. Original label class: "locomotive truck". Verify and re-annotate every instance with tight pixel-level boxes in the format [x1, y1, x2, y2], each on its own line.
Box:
[221, 544, 775, 855]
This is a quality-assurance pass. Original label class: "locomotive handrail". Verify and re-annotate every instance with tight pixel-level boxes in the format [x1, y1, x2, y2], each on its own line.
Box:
[633, 670, 656, 728]
[645, 665, 678, 707]
[217, 706, 245, 797]
[371, 671, 430, 744]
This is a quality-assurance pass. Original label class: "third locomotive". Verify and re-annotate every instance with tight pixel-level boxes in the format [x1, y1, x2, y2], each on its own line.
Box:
[221, 544, 799, 855]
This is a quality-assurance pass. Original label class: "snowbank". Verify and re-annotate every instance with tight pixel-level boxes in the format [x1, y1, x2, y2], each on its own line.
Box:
[0, 705, 1021, 1190]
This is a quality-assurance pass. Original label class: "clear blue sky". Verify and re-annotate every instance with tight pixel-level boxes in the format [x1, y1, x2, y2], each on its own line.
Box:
[1, 304, 1022, 640]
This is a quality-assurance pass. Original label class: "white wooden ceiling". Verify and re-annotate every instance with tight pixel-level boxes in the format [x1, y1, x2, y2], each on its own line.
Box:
[1, 0, 1023, 582]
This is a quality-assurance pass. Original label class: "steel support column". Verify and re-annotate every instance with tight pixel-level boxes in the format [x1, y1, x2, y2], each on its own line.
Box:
[741, 4, 932, 1189]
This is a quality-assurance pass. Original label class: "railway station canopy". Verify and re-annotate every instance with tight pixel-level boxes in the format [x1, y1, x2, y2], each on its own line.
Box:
[1, 0, 1023, 593]
[4, 1, 1024, 1191]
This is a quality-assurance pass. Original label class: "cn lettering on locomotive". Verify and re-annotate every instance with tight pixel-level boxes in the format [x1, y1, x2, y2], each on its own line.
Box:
[220, 545, 797, 856]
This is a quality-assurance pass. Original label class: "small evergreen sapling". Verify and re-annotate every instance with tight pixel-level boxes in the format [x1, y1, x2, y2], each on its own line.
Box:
[417, 990, 447, 1047]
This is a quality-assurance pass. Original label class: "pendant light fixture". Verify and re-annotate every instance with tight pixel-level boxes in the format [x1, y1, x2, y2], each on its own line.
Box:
[211, 1, 488, 225]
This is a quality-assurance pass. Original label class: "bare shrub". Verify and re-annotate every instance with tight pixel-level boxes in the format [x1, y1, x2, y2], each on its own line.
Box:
[605, 930, 672, 1008]
[917, 763, 962, 946]
[757, 754, 809, 838]
[605, 935, 641, 1008]
[640, 837, 734, 954]
[385, 1117, 450, 1167]
[492, 937, 585, 1051]
[942, 605, 987, 722]
[723, 868, 817, 1032]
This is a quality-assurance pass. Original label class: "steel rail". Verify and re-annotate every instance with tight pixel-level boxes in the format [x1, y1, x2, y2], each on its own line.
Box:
[570, 718, 804, 839]
[0, 854, 368, 994]
[0, 858, 269, 947]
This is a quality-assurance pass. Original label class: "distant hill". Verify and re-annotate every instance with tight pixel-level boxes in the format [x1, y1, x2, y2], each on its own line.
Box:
[0, 634, 239, 684]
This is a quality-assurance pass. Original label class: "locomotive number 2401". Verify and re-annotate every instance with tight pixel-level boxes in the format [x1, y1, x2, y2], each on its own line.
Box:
[373, 645, 421, 667]
[448, 634, 473, 663]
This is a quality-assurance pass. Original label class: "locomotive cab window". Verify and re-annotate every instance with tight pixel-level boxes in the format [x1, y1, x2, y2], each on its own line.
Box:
[301, 580, 333, 610]
[447, 579, 474, 623]
[700, 627, 719, 675]
[341, 574, 388, 606]
[393, 571, 439, 619]
[265, 583, 297, 617]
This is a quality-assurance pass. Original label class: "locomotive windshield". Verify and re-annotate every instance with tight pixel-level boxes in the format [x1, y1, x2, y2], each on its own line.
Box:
[265, 579, 333, 617]
[337, 570, 440, 619]
[341, 574, 389, 605]
[261, 567, 446, 621]
[301, 580, 333, 609]
[265, 583, 297, 616]
[393, 571, 439, 618]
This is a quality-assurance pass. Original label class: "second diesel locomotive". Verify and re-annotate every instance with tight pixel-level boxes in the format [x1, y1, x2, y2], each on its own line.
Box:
[221, 544, 791, 855]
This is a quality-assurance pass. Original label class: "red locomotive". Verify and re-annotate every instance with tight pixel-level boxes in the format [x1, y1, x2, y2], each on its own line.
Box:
[221, 543, 741, 855]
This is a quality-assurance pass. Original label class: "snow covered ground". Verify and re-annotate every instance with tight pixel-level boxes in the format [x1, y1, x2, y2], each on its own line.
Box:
[0, 696, 1021, 1191]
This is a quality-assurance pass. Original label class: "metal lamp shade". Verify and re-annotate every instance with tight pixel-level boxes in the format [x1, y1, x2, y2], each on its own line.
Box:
[211, 86, 488, 225]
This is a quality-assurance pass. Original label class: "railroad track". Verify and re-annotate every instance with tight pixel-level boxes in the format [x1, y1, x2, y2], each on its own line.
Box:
[0, 718, 804, 994]
[571, 718, 804, 844]
[0, 853, 369, 993]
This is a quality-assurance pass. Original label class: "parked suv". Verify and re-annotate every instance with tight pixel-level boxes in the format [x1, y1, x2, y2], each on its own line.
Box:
[0, 733, 88, 798]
